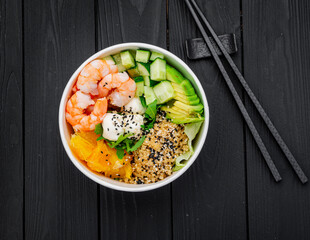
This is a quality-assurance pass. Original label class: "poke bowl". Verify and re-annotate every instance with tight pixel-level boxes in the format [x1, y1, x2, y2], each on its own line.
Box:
[59, 42, 209, 192]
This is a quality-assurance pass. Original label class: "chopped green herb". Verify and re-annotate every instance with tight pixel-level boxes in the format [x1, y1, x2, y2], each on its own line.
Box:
[96, 136, 105, 141]
[141, 117, 156, 131]
[139, 95, 147, 108]
[134, 76, 144, 83]
[116, 149, 125, 159]
[108, 133, 133, 148]
[128, 136, 146, 152]
[145, 99, 157, 119]
[94, 123, 103, 135]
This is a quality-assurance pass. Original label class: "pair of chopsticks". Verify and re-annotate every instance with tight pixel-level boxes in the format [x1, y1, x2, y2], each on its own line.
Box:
[185, 0, 308, 183]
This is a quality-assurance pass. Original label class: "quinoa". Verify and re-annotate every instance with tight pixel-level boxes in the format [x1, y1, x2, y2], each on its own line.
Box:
[122, 114, 189, 184]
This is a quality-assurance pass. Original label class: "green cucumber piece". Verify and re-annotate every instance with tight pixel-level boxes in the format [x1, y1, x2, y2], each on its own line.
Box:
[102, 55, 115, 63]
[143, 76, 150, 87]
[166, 64, 184, 84]
[127, 66, 140, 78]
[150, 58, 166, 81]
[150, 51, 164, 61]
[120, 51, 136, 69]
[153, 81, 175, 104]
[144, 86, 157, 105]
[112, 53, 126, 72]
[135, 81, 144, 97]
[137, 62, 150, 76]
[136, 50, 151, 63]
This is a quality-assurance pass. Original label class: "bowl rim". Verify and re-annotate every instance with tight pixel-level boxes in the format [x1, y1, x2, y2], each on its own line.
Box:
[59, 42, 209, 192]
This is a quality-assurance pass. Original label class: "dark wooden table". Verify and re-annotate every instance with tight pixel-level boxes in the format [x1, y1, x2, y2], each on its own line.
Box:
[1, 0, 310, 239]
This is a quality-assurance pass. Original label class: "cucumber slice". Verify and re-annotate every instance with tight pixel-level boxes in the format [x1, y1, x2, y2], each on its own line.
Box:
[137, 62, 150, 76]
[120, 51, 136, 69]
[134, 76, 144, 83]
[135, 81, 144, 97]
[144, 86, 157, 105]
[143, 76, 150, 87]
[153, 81, 175, 104]
[166, 64, 184, 83]
[127, 66, 140, 78]
[102, 55, 115, 63]
[129, 49, 136, 58]
[112, 53, 126, 72]
[136, 50, 151, 63]
[150, 58, 166, 81]
[150, 51, 164, 61]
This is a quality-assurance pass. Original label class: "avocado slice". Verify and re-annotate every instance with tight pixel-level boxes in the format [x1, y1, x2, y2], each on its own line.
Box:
[174, 92, 201, 105]
[161, 106, 188, 116]
[165, 112, 205, 124]
[166, 65, 184, 84]
[174, 101, 204, 114]
[171, 82, 196, 96]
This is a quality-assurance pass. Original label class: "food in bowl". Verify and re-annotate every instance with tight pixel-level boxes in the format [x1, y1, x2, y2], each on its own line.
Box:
[65, 49, 205, 184]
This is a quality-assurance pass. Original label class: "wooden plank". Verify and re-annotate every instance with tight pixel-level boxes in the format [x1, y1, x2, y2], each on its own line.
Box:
[243, 0, 310, 239]
[23, 0, 98, 239]
[169, 0, 247, 239]
[96, 1, 172, 239]
[0, 0, 23, 239]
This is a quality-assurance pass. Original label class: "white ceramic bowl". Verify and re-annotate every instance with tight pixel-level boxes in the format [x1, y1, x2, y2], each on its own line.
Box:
[59, 42, 209, 192]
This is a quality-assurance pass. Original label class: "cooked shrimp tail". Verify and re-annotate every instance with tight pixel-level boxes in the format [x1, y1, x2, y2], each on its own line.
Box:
[97, 72, 136, 107]
[65, 91, 107, 131]
[76, 59, 118, 95]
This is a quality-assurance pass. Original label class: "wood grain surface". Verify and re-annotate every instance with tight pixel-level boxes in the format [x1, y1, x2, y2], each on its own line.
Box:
[169, 0, 247, 239]
[243, 0, 310, 239]
[0, 0, 23, 239]
[97, 1, 172, 240]
[1, 0, 310, 239]
[24, 0, 98, 239]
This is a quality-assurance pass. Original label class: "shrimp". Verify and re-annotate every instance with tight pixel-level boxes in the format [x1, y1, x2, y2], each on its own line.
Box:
[66, 91, 108, 131]
[97, 72, 136, 107]
[76, 59, 118, 95]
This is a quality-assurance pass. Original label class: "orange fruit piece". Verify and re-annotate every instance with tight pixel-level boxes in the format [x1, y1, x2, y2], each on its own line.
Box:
[70, 133, 96, 160]
[70, 131, 133, 179]
[77, 131, 99, 146]
[86, 140, 111, 172]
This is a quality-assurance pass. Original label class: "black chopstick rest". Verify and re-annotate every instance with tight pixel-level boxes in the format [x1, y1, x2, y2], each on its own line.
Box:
[185, 34, 237, 60]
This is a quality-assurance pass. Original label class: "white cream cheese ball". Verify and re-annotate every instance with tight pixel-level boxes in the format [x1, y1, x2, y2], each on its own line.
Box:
[101, 113, 124, 141]
[123, 114, 144, 139]
[123, 97, 146, 114]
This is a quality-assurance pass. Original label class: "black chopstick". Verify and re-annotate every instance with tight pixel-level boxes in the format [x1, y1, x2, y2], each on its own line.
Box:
[185, 0, 308, 183]
[184, 0, 281, 182]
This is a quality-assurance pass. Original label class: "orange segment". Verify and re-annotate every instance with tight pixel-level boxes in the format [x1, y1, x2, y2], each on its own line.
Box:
[77, 130, 99, 146]
[70, 133, 96, 160]
[104, 164, 132, 179]
[71, 132, 133, 179]
[86, 140, 111, 172]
